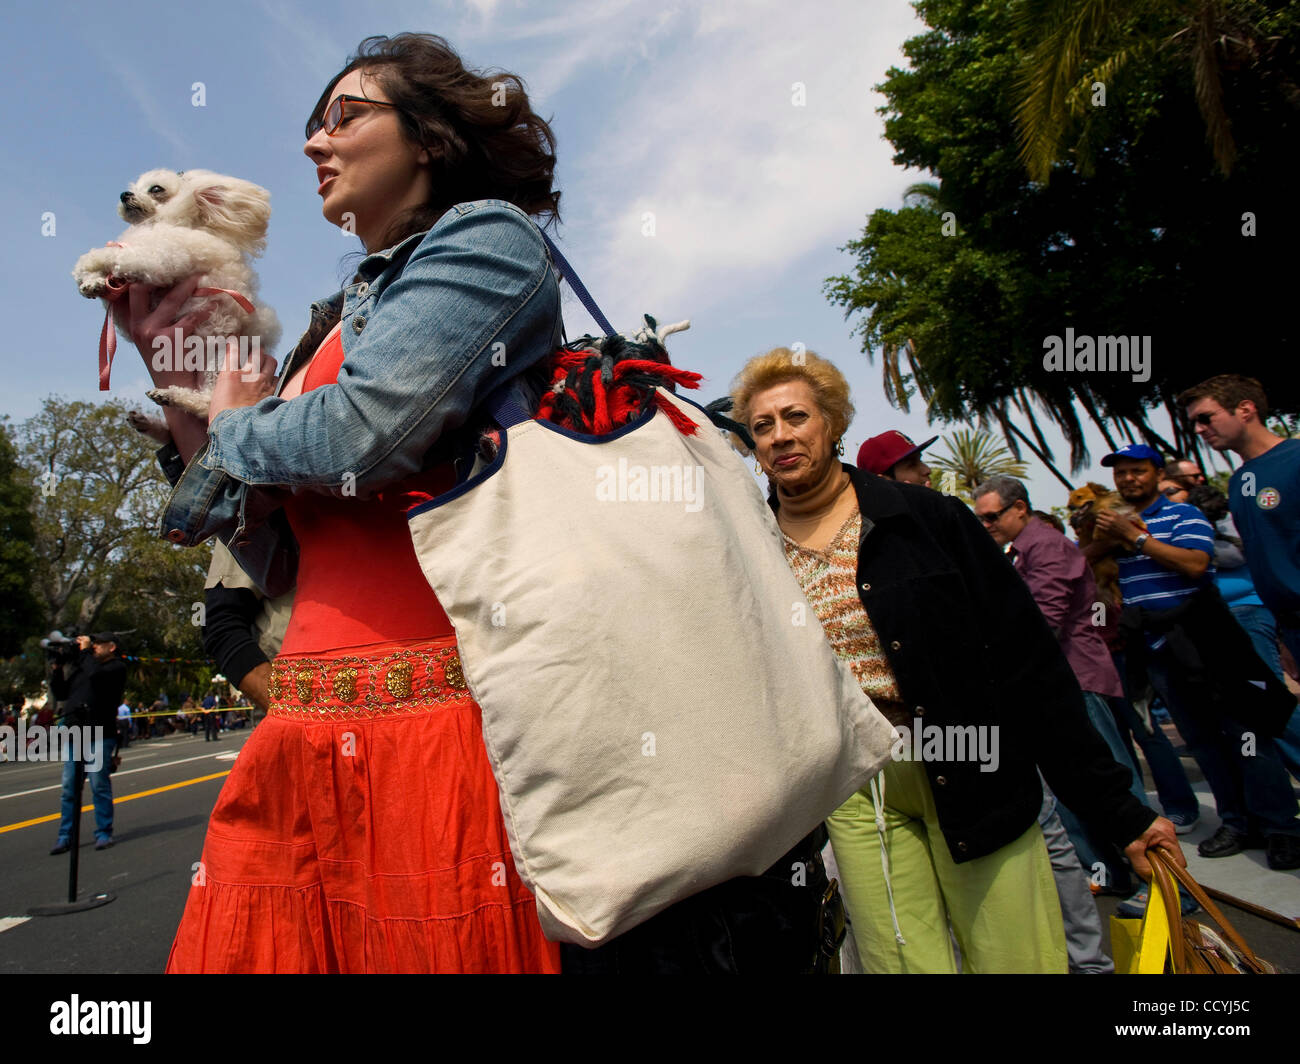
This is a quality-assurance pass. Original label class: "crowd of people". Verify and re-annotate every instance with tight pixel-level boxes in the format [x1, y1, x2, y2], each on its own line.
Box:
[116, 691, 254, 745]
[970, 375, 1300, 878]
[76, 31, 1295, 973]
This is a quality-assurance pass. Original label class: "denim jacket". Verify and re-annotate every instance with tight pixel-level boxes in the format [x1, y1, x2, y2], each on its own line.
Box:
[158, 199, 563, 596]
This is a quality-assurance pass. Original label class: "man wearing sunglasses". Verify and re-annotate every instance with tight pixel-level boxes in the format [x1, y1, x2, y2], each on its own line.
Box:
[973, 476, 1160, 938]
[1179, 375, 1300, 676]
[1180, 374, 1300, 792]
[1166, 458, 1207, 493]
[1091, 442, 1299, 870]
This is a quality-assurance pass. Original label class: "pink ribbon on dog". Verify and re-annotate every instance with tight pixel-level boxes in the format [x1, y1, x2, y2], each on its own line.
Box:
[96, 244, 257, 391]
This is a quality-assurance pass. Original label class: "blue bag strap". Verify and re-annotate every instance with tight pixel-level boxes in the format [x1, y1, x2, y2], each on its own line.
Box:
[485, 229, 617, 429]
[537, 230, 617, 338]
[485, 387, 533, 429]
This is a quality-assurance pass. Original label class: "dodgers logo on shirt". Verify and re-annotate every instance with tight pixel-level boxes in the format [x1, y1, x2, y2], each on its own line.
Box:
[1257, 487, 1281, 510]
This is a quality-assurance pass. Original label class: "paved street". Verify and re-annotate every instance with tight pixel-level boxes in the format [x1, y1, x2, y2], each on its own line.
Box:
[2, 722, 1298, 974]
[0, 728, 248, 973]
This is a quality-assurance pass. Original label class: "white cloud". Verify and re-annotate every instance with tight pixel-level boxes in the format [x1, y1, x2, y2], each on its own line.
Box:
[516, 1, 926, 328]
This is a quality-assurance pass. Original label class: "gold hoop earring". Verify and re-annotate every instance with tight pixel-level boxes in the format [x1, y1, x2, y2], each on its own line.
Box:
[835, 439, 845, 457]
[755, 459, 763, 475]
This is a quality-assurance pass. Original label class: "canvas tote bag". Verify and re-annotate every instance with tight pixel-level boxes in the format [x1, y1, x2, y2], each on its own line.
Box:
[406, 379, 897, 946]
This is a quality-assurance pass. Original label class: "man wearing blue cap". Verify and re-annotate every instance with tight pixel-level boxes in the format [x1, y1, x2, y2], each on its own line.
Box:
[1090, 444, 1299, 869]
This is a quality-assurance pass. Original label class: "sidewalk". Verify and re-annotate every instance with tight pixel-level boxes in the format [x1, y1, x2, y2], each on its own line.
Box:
[1146, 722, 1300, 926]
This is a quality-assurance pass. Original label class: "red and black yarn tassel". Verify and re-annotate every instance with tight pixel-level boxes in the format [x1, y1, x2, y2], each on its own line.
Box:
[535, 320, 702, 436]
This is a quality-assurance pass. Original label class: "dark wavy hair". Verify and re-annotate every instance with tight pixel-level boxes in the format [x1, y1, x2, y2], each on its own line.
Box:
[307, 34, 561, 249]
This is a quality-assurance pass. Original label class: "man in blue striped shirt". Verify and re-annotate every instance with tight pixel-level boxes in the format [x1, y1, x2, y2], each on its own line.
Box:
[1091, 444, 1300, 869]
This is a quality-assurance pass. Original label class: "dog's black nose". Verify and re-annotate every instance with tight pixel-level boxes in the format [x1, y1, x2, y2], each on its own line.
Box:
[120, 191, 134, 204]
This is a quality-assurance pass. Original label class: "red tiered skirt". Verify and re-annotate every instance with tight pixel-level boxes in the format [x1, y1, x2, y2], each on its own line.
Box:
[165, 637, 561, 973]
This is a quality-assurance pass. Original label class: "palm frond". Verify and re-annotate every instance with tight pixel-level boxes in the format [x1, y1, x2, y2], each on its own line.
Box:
[1013, 0, 1129, 183]
[1063, 48, 1137, 116]
[902, 182, 941, 207]
[930, 426, 1031, 497]
[904, 339, 932, 405]
[882, 341, 910, 412]
[1074, 388, 1120, 451]
[1191, 0, 1237, 174]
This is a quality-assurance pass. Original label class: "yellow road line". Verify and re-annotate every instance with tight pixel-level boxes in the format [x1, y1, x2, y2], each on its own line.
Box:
[0, 771, 230, 834]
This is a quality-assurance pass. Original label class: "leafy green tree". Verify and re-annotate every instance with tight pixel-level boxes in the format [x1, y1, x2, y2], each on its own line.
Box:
[17, 398, 210, 662]
[1014, 0, 1300, 182]
[826, 0, 1298, 477]
[0, 418, 41, 656]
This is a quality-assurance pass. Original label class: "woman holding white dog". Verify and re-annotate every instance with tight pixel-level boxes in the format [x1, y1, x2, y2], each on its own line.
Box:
[117, 34, 565, 973]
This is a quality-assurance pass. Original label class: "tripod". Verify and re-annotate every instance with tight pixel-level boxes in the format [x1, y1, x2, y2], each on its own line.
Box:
[28, 725, 116, 916]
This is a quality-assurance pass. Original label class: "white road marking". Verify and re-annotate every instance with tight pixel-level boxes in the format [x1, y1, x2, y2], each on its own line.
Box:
[0, 917, 32, 934]
[214, 752, 238, 761]
[0, 751, 239, 801]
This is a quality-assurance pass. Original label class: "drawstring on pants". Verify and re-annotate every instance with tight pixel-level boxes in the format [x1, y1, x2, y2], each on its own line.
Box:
[869, 773, 906, 945]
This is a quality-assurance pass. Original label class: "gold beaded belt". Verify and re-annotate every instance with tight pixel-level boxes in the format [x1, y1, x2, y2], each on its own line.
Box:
[266, 643, 471, 719]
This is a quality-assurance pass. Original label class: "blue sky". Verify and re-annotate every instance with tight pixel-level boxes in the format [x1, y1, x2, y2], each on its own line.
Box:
[1, 0, 1227, 504]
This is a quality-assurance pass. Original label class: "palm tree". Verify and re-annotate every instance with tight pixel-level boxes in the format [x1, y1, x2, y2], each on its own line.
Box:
[873, 183, 942, 414]
[1012, 0, 1289, 182]
[929, 428, 1031, 502]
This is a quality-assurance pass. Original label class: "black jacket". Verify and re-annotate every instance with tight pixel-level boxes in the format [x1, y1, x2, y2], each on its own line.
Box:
[772, 465, 1156, 863]
[158, 442, 271, 688]
[201, 583, 270, 689]
[49, 649, 127, 733]
[1120, 585, 1295, 736]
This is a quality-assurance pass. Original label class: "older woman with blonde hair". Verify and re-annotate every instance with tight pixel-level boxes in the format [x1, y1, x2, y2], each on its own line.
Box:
[731, 347, 1180, 973]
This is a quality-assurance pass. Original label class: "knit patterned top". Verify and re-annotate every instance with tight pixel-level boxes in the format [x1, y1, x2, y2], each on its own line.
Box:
[782, 507, 907, 724]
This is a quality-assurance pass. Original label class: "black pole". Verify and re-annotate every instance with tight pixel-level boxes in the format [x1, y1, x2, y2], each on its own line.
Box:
[66, 754, 84, 903]
[28, 720, 115, 917]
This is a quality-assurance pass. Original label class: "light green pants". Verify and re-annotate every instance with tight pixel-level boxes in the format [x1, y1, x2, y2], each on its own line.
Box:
[827, 759, 1068, 973]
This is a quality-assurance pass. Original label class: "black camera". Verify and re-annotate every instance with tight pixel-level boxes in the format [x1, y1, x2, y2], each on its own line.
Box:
[40, 630, 82, 667]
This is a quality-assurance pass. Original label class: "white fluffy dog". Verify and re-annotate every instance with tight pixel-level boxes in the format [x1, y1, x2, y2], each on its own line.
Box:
[72, 168, 280, 436]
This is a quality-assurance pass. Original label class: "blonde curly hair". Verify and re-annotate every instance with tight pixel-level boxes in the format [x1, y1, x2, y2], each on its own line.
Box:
[728, 347, 855, 454]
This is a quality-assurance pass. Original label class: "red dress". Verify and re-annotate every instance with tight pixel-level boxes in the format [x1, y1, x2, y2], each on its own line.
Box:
[166, 325, 560, 973]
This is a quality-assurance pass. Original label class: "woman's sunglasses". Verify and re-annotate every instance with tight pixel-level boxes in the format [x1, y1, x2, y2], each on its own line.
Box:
[308, 94, 398, 138]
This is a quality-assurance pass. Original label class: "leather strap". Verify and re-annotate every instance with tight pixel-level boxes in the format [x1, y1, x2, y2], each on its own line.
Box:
[1147, 848, 1185, 971]
[1149, 848, 1268, 970]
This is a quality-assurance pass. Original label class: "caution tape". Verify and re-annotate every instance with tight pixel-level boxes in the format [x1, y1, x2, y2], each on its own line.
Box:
[119, 707, 251, 720]
[121, 656, 216, 665]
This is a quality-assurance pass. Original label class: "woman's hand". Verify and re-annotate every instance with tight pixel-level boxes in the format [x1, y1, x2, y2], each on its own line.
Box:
[111, 276, 217, 394]
[208, 340, 279, 425]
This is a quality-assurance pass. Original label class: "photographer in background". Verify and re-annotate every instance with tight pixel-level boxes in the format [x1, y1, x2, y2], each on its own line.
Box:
[48, 633, 127, 854]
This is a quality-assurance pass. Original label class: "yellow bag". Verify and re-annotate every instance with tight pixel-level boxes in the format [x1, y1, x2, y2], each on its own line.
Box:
[1110, 849, 1275, 974]
[1110, 860, 1173, 974]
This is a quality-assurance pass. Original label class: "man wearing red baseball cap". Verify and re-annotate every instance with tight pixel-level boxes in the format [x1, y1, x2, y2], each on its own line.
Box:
[856, 431, 938, 487]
